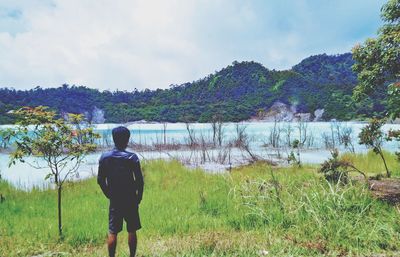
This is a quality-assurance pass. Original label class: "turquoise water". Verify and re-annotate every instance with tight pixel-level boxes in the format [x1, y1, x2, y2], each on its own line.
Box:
[93, 121, 400, 151]
[1, 121, 399, 189]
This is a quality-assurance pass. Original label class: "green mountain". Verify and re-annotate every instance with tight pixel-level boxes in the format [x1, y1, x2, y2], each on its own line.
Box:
[0, 53, 387, 124]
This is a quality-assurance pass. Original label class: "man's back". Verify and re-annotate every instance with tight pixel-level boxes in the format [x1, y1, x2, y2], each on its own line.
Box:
[98, 148, 144, 206]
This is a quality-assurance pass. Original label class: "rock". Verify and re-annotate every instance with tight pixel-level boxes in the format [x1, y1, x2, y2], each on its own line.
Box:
[294, 113, 311, 122]
[313, 109, 325, 121]
[255, 101, 320, 122]
[262, 101, 294, 122]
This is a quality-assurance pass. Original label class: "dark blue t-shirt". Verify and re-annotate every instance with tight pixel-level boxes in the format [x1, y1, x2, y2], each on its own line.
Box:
[97, 148, 144, 206]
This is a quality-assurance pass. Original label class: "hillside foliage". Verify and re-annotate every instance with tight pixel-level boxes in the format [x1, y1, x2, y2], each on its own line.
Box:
[0, 53, 388, 124]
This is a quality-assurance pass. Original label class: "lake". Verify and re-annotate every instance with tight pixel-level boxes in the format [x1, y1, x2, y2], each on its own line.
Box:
[1, 121, 399, 189]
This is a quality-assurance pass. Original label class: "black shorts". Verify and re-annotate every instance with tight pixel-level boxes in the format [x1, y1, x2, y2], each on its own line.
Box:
[109, 203, 141, 234]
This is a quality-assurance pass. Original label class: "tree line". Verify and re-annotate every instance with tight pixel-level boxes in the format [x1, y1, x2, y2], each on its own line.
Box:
[0, 53, 390, 124]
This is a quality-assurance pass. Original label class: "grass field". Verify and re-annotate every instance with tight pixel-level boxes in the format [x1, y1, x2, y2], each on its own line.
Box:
[1, 152, 400, 256]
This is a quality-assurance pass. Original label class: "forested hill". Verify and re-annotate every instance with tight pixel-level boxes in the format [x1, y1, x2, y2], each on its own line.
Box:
[0, 53, 387, 124]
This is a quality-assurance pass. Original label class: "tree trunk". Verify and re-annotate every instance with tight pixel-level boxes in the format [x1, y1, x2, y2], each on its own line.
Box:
[57, 184, 63, 237]
[379, 150, 391, 178]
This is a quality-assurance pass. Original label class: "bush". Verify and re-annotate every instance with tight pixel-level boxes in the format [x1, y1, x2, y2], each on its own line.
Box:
[319, 149, 366, 184]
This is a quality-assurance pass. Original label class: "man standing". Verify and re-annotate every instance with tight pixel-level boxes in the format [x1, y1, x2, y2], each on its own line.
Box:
[98, 126, 144, 257]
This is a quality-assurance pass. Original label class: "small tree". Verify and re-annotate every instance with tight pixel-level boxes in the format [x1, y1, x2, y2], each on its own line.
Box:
[352, 0, 400, 170]
[6, 106, 99, 237]
[359, 119, 391, 177]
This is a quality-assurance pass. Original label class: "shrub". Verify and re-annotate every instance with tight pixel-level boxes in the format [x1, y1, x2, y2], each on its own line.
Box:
[319, 149, 366, 184]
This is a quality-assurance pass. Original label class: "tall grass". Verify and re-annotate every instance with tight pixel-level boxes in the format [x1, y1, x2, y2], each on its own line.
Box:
[1, 160, 400, 256]
[341, 150, 400, 177]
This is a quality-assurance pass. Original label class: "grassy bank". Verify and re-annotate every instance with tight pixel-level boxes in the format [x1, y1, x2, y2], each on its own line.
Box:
[1, 152, 400, 256]
[341, 150, 400, 177]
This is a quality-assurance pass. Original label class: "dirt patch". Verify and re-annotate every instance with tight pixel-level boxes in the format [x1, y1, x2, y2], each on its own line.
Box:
[369, 178, 400, 204]
[284, 235, 328, 254]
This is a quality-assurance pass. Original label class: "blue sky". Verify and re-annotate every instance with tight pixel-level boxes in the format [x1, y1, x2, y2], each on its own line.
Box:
[0, 0, 387, 90]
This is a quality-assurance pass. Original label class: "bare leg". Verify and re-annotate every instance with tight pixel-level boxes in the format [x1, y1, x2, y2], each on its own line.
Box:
[128, 232, 137, 257]
[108, 233, 118, 257]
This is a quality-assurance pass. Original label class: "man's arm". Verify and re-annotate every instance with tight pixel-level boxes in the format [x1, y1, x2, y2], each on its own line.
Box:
[132, 157, 144, 203]
[97, 158, 111, 199]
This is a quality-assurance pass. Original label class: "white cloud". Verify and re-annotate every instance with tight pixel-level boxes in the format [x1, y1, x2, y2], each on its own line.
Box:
[0, 0, 387, 91]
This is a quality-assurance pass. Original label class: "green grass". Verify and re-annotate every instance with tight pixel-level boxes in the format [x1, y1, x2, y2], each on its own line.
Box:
[341, 150, 400, 177]
[1, 158, 400, 256]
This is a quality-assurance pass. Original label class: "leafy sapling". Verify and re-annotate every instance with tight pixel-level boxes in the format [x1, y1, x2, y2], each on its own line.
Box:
[358, 119, 391, 177]
[6, 106, 100, 237]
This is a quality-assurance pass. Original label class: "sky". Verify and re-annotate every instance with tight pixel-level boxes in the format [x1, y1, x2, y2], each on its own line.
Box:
[0, 0, 387, 91]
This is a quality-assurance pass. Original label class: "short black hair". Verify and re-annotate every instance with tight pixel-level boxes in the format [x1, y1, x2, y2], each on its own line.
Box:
[112, 126, 130, 150]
